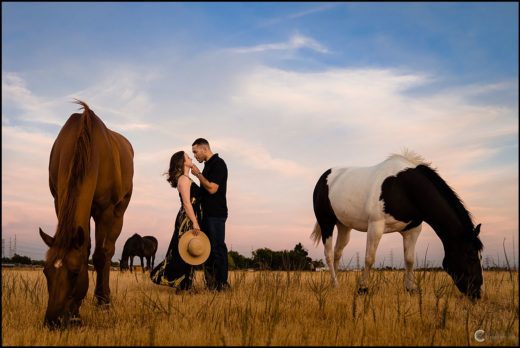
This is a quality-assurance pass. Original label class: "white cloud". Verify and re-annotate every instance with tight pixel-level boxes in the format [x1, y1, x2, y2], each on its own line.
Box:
[2, 72, 32, 102]
[2, 125, 54, 157]
[214, 137, 314, 179]
[230, 33, 330, 54]
[259, 3, 341, 28]
[2, 72, 65, 126]
[2, 49, 517, 264]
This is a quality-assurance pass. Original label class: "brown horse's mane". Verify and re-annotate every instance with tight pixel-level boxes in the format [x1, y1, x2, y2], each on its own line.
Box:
[48, 99, 92, 261]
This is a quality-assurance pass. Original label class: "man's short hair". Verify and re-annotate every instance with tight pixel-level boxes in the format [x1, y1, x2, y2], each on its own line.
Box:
[192, 138, 210, 147]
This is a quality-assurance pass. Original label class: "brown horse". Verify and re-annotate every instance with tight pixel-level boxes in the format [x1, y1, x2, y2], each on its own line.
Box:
[39, 100, 133, 328]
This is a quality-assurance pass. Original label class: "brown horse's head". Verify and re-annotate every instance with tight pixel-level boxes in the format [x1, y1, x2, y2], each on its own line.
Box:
[39, 227, 89, 329]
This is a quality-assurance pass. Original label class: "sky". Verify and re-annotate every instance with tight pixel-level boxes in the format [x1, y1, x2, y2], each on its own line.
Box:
[2, 2, 518, 268]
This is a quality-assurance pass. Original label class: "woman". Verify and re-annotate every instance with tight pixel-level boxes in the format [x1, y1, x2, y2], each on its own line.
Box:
[150, 151, 202, 290]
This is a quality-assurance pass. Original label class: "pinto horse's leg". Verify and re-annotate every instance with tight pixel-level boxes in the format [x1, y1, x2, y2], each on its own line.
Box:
[358, 220, 385, 294]
[323, 235, 338, 286]
[400, 225, 422, 293]
[334, 223, 351, 277]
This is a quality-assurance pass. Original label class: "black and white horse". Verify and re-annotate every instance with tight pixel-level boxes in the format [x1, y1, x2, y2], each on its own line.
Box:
[311, 150, 483, 300]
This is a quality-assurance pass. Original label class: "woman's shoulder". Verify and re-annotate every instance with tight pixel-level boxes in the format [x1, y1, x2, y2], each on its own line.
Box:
[177, 175, 191, 187]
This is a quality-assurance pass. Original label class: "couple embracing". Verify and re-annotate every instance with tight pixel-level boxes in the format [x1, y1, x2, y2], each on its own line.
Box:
[150, 138, 230, 292]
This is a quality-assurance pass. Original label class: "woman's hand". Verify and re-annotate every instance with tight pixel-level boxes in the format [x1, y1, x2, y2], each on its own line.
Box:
[192, 225, 201, 235]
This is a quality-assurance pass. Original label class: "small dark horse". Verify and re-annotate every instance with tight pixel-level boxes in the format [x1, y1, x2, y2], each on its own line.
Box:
[39, 100, 133, 328]
[120, 234, 158, 272]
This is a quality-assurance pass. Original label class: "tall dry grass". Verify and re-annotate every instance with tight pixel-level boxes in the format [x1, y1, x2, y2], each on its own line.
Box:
[2, 268, 518, 346]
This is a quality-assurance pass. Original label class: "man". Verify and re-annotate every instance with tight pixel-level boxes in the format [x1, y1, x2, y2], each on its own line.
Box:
[191, 138, 230, 291]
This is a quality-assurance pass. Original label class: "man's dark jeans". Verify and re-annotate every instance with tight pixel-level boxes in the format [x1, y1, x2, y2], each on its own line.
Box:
[203, 216, 228, 289]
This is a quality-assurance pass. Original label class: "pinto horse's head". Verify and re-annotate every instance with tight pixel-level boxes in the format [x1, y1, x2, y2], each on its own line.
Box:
[39, 227, 89, 328]
[442, 224, 484, 301]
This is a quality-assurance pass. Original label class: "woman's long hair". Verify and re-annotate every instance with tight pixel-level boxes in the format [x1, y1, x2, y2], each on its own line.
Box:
[166, 151, 185, 188]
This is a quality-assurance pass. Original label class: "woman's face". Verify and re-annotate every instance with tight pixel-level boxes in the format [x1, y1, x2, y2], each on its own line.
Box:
[184, 153, 193, 168]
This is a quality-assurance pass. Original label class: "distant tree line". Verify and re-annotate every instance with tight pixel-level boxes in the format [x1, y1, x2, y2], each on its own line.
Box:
[2, 253, 44, 266]
[1, 243, 326, 271]
[228, 243, 325, 271]
[4, 250, 514, 271]
[2, 254, 120, 267]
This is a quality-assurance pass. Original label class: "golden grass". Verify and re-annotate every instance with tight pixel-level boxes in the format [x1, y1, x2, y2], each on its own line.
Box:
[2, 268, 518, 346]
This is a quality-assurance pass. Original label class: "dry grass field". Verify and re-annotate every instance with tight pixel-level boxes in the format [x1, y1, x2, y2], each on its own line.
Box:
[2, 267, 518, 346]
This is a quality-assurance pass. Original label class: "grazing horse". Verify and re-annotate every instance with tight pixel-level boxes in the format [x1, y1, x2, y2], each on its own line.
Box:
[120, 234, 158, 272]
[39, 100, 133, 328]
[311, 150, 483, 300]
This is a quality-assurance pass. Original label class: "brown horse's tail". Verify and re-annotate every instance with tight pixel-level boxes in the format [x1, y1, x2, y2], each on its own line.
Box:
[56, 99, 93, 244]
[70, 99, 92, 183]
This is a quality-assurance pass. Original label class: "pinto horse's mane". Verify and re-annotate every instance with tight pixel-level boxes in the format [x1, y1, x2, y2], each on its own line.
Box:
[387, 148, 431, 166]
[416, 164, 483, 251]
[48, 100, 92, 261]
[389, 149, 482, 251]
[393, 151, 484, 252]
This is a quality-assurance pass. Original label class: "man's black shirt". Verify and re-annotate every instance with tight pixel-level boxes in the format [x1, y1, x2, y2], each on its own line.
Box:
[201, 153, 228, 218]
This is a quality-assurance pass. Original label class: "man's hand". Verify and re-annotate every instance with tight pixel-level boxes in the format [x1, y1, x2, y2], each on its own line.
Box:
[191, 164, 201, 176]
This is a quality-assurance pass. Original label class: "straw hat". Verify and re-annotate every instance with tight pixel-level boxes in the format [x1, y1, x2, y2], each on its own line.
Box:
[178, 230, 211, 265]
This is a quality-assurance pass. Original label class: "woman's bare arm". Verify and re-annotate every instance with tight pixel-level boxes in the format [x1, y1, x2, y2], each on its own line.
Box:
[177, 176, 201, 232]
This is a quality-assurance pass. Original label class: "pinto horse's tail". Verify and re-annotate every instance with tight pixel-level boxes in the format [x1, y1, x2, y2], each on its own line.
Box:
[310, 222, 322, 246]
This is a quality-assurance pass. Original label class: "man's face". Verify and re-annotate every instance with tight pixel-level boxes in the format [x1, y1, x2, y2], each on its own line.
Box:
[192, 145, 205, 163]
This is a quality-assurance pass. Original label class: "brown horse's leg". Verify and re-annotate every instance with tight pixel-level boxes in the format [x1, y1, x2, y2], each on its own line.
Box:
[92, 245, 110, 305]
[93, 211, 124, 306]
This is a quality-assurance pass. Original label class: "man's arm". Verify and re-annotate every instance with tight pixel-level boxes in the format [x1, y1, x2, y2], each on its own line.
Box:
[191, 165, 219, 194]
[195, 172, 219, 194]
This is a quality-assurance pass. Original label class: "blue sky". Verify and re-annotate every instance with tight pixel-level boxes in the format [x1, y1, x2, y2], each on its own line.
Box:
[2, 2, 518, 267]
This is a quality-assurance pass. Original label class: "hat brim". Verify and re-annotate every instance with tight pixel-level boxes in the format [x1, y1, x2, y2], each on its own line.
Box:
[178, 230, 211, 265]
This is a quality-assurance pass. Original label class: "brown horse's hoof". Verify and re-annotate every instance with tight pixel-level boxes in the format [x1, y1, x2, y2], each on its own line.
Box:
[69, 315, 82, 327]
[95, 296, 111, 308]
[357, 287, 368, 295]
[98, 303, 111, 311]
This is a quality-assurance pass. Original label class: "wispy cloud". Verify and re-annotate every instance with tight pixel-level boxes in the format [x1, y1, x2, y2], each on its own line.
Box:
[259, 3, 341, 28]
[2, 44, 517, 264]
[2, 72, 65, 126]
[214, 137, 314, 179]
[230, 33, 330, 54]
